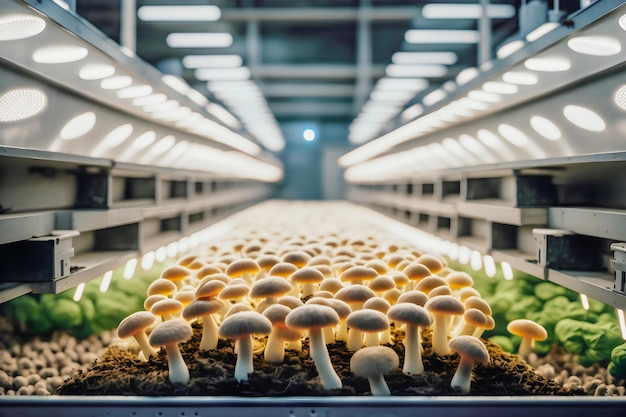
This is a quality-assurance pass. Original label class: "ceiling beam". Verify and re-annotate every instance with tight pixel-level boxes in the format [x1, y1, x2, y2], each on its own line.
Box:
[262, 83, 355, 97]
[220, 7, 419, 22]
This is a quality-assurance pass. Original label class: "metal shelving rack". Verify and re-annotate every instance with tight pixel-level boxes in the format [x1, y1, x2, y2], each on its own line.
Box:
[0, 0, 282, 303]
[343, 0, 626, 311]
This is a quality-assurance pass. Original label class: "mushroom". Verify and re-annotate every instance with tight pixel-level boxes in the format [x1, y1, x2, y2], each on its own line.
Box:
[350, 345, 399, 396]
[225, 258, 260, 284]
[340, 265, 378, 286]
[455, 308, 488, 337]
[285, 304, 342, 390]
[262, 304, 301, 363]
[290, 266, 325, 298]
[445, 271, 474, 297]
[387, 303, 432, 375]
[363, 297, 392, 344]
[249, 276, 293, 313]
[255, 254, 281, 280]
[335, 284, 375, 311]
[448, 335, 489, 394]
[268, 262, 298, 278]
[402, 262, 431, 290]
[148, 318, 193, 384]
[414, 275, 448, 295]
[424, 295, 465, 355]
[367, 275, 396, 296]
[506, 319, 548, 361]
[318, 277, 344, 294]
[218, 311, 273, 382]
[117, 311, 159, 360]
[182, 298, 223, 350]
[160, 265, 191, 289]
[416, 254, 443, 275]
[281, 250, 311, 268]
[345, 309, 389, 350]
[396, 290, 428, 307]
[147, 278, 178, 297]
[151, 298, 184, 321]
[474, 315, 495, 339]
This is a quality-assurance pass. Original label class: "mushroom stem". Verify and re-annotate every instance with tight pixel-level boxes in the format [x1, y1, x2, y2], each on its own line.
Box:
[403, 325, 424, 375]
[134, 332, 158, 360]
[450, 356, 474, 394]
[199, 315, 219, 351]
[234, 335, 254, 382]
[265, 331, 285, 363]
[347, 328, 363, 351]
[324, 326, 336, 344]
[364, 331, 380, 347]
[308, 327, 342, 390]
[164, 343, 190, 384]
[518, 337, 533, 360]
[367, 374, 391, 396]
[336, 321, 348, 342]
[432, 314, 450, 355]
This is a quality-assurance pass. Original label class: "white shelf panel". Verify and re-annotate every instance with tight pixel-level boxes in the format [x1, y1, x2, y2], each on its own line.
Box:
[548, 207, 626, 241]
[457, 201, 547, 226]
[0, 212, 56, 245]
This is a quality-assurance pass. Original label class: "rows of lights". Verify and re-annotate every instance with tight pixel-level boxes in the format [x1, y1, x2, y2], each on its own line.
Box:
[341, 6, 626, 167]
[153, 4, 286, 153]
[0, 2, 283, 181]
[348, 3, 516, 145]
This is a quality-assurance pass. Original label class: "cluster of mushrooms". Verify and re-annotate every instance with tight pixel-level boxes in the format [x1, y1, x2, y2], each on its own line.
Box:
[116, 204, 548, 396]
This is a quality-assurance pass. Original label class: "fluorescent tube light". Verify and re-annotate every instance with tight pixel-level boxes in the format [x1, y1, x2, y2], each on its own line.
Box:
[422, 89, 447, 107]
[138, 5, 221, 22]
[524, 56, 571, 72]
[79, 63, 115, 80]
[526, 22, 559, 42]
[567, 35, 622, 56]
[401, 104, 423, 121]
[391, 52, 457, 65]
[456, 67, 479, 85]
[195, 67, 251, 81]
[117, 85, 153, 99]
[502, 71, 538, 85]
[498, 123, 530, 147]
[182, 55, 243, 68]
[60, 112, 96, 140]
[100, 75, 133, 90]
[422, 3, 516, 19]
[385, 64, 447, 78]
[468, 90, 501, 103]
[496, 39, 525, 59]
[166, 33, 233, 48]
[405, 29, 480, 44]
[375, 78, 429, 91]
[563, 105, 606, 132]
[530, 116, 561, 140]
[33, 45, 88, 64]
[162, 74, 190, 95]
[482, 81, 518, 95]
[132, 93, 166, 107]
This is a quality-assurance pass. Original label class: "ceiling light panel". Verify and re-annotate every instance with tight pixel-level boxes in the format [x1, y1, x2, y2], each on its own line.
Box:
[182, 55, 243, 69]
[137, 5, 221, 22]
[391, 52, 458, 65]
[0, 14, 45, 40]
[345, 1, 625, 165]
[405, 29, 481, 44]
[421, 3, 516, 19]
[166, 33, 233, 48]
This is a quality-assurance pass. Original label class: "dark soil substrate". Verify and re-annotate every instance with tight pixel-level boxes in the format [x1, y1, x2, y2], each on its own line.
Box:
[58, 325, 584, 396]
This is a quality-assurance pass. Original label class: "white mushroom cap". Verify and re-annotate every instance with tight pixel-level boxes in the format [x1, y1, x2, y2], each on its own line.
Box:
[147, 278, 177, 297]
[219, 311, 273, 339]
[448, 335, 490, 393]
[507, 319, 548, 360]
[350, 345, 399, 396]
[396, 290, 428, 307]
[117, 311, 158, 360]
[148, 319, 193, 384]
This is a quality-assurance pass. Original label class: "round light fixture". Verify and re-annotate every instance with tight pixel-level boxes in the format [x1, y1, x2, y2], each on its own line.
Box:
[0, 88, 47, 122]
[563, 105, 606, 132]
[303, 128, 316, 142]
[502, 71, 538, 86]
[524, 56, 571, 72]
[614, 85, 626, 111]
[79, 63, 115, 80]
[100, 76, 133, 90]
[33, 45, 88, 64]
[497, 124, 529, 147]
[530, 116, 561, 140]
[60, 112, 96, 140]
[567, 36, 622, 56]
[0, 14, 45, 41]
